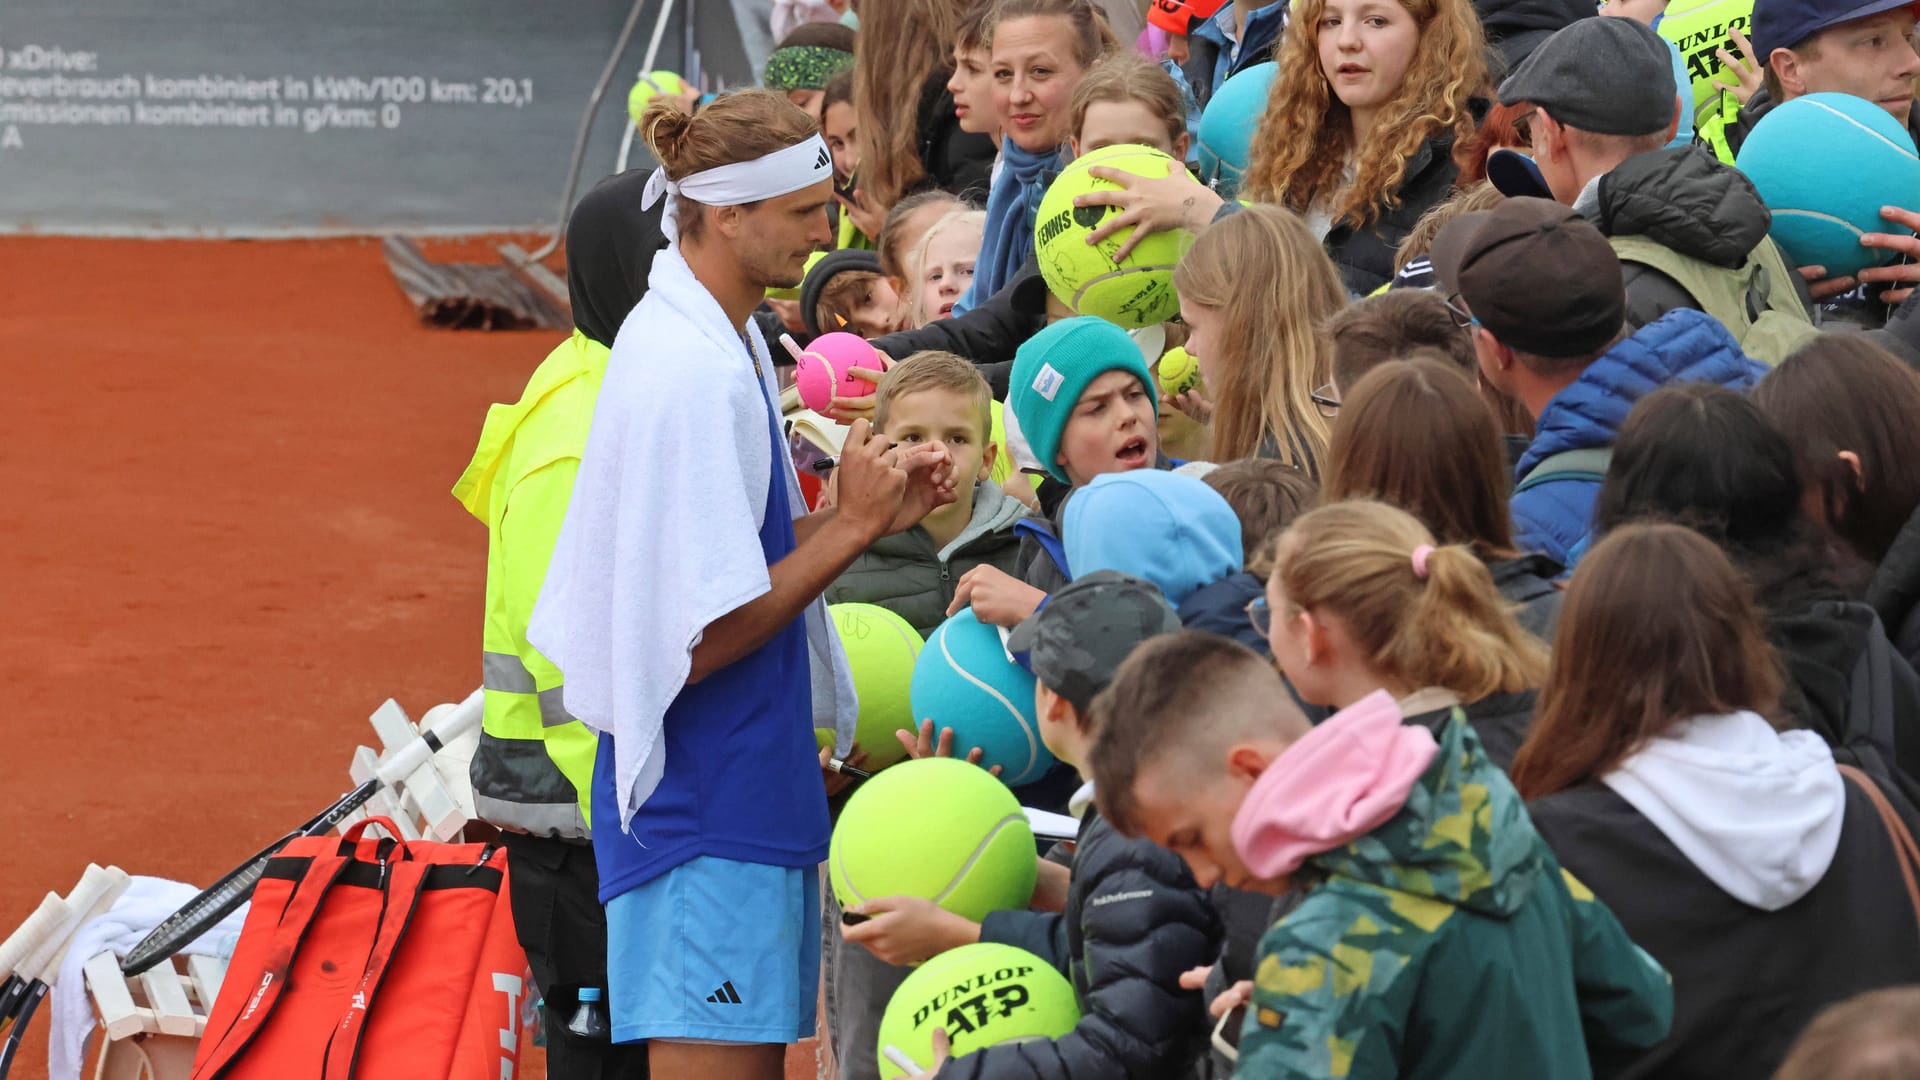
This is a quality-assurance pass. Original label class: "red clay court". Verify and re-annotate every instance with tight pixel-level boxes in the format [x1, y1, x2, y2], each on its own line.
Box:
[0, 235, 819, 1079]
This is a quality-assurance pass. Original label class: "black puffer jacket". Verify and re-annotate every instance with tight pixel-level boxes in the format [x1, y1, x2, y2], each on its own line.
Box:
[873, 257, 1048, 394]
[1585, 146, 1814, 329]
[957, 801, 1222, 1080]
[1327, 132, 1462, 296]
[1868, 503, 1920, 673]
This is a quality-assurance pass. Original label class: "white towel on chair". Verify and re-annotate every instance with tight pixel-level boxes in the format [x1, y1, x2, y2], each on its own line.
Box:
[528, 243, 858, 831]
[50, 876, 250, 1080]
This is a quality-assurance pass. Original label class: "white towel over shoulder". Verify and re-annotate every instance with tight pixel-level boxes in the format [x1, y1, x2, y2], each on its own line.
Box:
[528, 244, 857, 830]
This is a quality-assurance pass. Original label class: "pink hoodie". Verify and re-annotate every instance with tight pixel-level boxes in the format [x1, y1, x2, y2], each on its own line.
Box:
[1231, 690, 1440, 879]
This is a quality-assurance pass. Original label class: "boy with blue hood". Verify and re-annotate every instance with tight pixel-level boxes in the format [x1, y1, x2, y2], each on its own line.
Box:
[1061, 469, 1263, 648]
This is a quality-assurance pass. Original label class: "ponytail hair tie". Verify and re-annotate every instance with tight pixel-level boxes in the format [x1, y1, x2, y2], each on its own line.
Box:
[1411, 544, 1435, 580]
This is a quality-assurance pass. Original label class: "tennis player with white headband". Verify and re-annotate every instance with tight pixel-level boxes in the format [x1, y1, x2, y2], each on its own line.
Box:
[529, 89, 958, 1080]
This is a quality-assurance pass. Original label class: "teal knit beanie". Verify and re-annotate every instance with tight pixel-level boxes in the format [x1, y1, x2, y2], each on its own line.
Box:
[1009, 317, 1158, 483]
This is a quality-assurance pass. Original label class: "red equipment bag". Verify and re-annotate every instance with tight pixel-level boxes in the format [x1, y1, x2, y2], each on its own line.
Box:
[191, 817, 528, 1080]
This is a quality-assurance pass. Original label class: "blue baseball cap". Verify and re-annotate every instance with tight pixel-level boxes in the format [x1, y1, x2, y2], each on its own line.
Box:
[1486, 149, 1554, 199]
[1752, 0, 1920, 60]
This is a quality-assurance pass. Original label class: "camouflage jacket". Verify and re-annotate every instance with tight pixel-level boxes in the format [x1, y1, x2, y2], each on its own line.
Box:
[1238, 712, 1674, 1079]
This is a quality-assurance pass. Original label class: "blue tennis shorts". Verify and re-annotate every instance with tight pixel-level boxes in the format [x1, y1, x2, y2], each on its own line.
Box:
[604, 855, 821, 1044]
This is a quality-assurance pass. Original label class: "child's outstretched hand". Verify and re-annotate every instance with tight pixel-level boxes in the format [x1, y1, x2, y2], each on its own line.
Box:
[896, 719, 1003, 777]
[819, 744, 868, 799]
[948, 565, 1046, 625]
[885, 1027, 953, 1078]
[829, 354, 894, 425]
[842, 895, 981, 966]
[1180, 965, 1254, 1019]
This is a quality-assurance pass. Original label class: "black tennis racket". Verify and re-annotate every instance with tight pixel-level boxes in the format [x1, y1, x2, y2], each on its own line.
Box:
[118, 691, 482, 978]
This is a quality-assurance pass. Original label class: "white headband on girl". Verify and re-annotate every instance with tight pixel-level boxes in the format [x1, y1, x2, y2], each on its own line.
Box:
[642, 134, 833, 240]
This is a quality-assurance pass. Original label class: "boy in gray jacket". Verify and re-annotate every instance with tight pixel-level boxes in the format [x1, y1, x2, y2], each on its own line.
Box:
[827, 350, 1026, 638]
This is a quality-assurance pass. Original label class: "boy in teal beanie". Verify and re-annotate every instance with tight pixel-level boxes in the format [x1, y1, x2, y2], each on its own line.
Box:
[947, 317, 1163, 629]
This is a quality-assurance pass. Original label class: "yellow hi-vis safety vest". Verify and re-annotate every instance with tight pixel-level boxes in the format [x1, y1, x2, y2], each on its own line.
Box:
[451, 329, 608, 839]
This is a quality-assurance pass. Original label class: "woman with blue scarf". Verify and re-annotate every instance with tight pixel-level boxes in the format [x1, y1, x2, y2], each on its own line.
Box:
[957, 0, 1117, 314]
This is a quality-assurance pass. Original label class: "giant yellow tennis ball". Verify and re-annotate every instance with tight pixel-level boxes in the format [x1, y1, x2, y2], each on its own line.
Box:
[1156, 345, 1203, 399]
[627, 70, 688, 127]
[1034, 143, 1195, 329]
[830, 757, 1037, 923]
[819, 603, 923, 769]
[876, 943, 1081, 1078]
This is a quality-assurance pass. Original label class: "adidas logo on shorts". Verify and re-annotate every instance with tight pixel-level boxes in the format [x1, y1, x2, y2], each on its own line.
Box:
[706, 980, 743, 1005]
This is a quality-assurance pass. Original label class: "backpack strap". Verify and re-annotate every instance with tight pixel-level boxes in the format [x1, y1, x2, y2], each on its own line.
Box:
[1838, 764, 1920, 941]
[324, 858, 431, 1080]
[1013, 518, 1070, 582]
[1515, 447, 1613, 494]
[195, 853, 354, 1079]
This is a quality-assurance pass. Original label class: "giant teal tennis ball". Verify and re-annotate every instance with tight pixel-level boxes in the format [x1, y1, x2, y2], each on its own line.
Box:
[1196, 62, 1277, 199]
[1736, 92, 1920, 281]
[1034, 144, 1195, 329]
[911, 608, 1054, 785]
[627, 70, 688, 127]
[822, 603, 923, 769]
[829, 757, 1037, 922]
[877, 942, 1081, 1078]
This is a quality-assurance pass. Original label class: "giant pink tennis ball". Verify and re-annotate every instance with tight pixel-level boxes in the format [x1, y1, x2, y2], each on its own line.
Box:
[795, 332, 886, 413]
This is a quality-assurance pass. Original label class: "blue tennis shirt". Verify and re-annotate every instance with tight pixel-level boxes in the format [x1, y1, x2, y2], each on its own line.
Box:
[592, 361, 831, 902]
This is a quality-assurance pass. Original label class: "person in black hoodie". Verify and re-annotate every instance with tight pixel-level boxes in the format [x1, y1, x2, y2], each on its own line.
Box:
[1325, 355, 1564, 641]
[1235, 0, 1488, 294]
[1517, 523, 1920, 1080]
[841, 571, 1222, 1079]
[1755, 336, 1920, 672]
[1591, 382, 1920, 788]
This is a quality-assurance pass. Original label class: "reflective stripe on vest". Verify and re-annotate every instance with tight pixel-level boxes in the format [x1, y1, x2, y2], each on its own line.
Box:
[483, 652, 572, 727]
[469, 729, 588, 837]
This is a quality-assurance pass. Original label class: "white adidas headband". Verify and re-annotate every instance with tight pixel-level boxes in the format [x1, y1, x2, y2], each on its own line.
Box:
[642, 134, 833, 241]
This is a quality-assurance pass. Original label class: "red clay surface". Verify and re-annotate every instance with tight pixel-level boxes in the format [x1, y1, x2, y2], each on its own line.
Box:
[0, 236, 820, 1080]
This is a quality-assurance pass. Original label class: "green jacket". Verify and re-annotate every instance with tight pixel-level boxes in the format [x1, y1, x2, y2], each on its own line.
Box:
[825, 481, 1027, 638]
[1238, 714, 1673, 1079]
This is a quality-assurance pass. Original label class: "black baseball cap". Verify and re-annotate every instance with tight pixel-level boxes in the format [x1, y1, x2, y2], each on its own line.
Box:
[1006, 570, 1182, 713]
[1498, 16, 1677, 136]
[1752, 0, 1920, 59]
[1429, 197, 1626, 359]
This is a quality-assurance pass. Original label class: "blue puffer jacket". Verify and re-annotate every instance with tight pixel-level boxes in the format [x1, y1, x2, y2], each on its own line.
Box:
[1512, 309, 1764, 565]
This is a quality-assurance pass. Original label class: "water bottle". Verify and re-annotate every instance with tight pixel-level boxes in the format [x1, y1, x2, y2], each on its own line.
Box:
[566, 986, 612, 1041]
